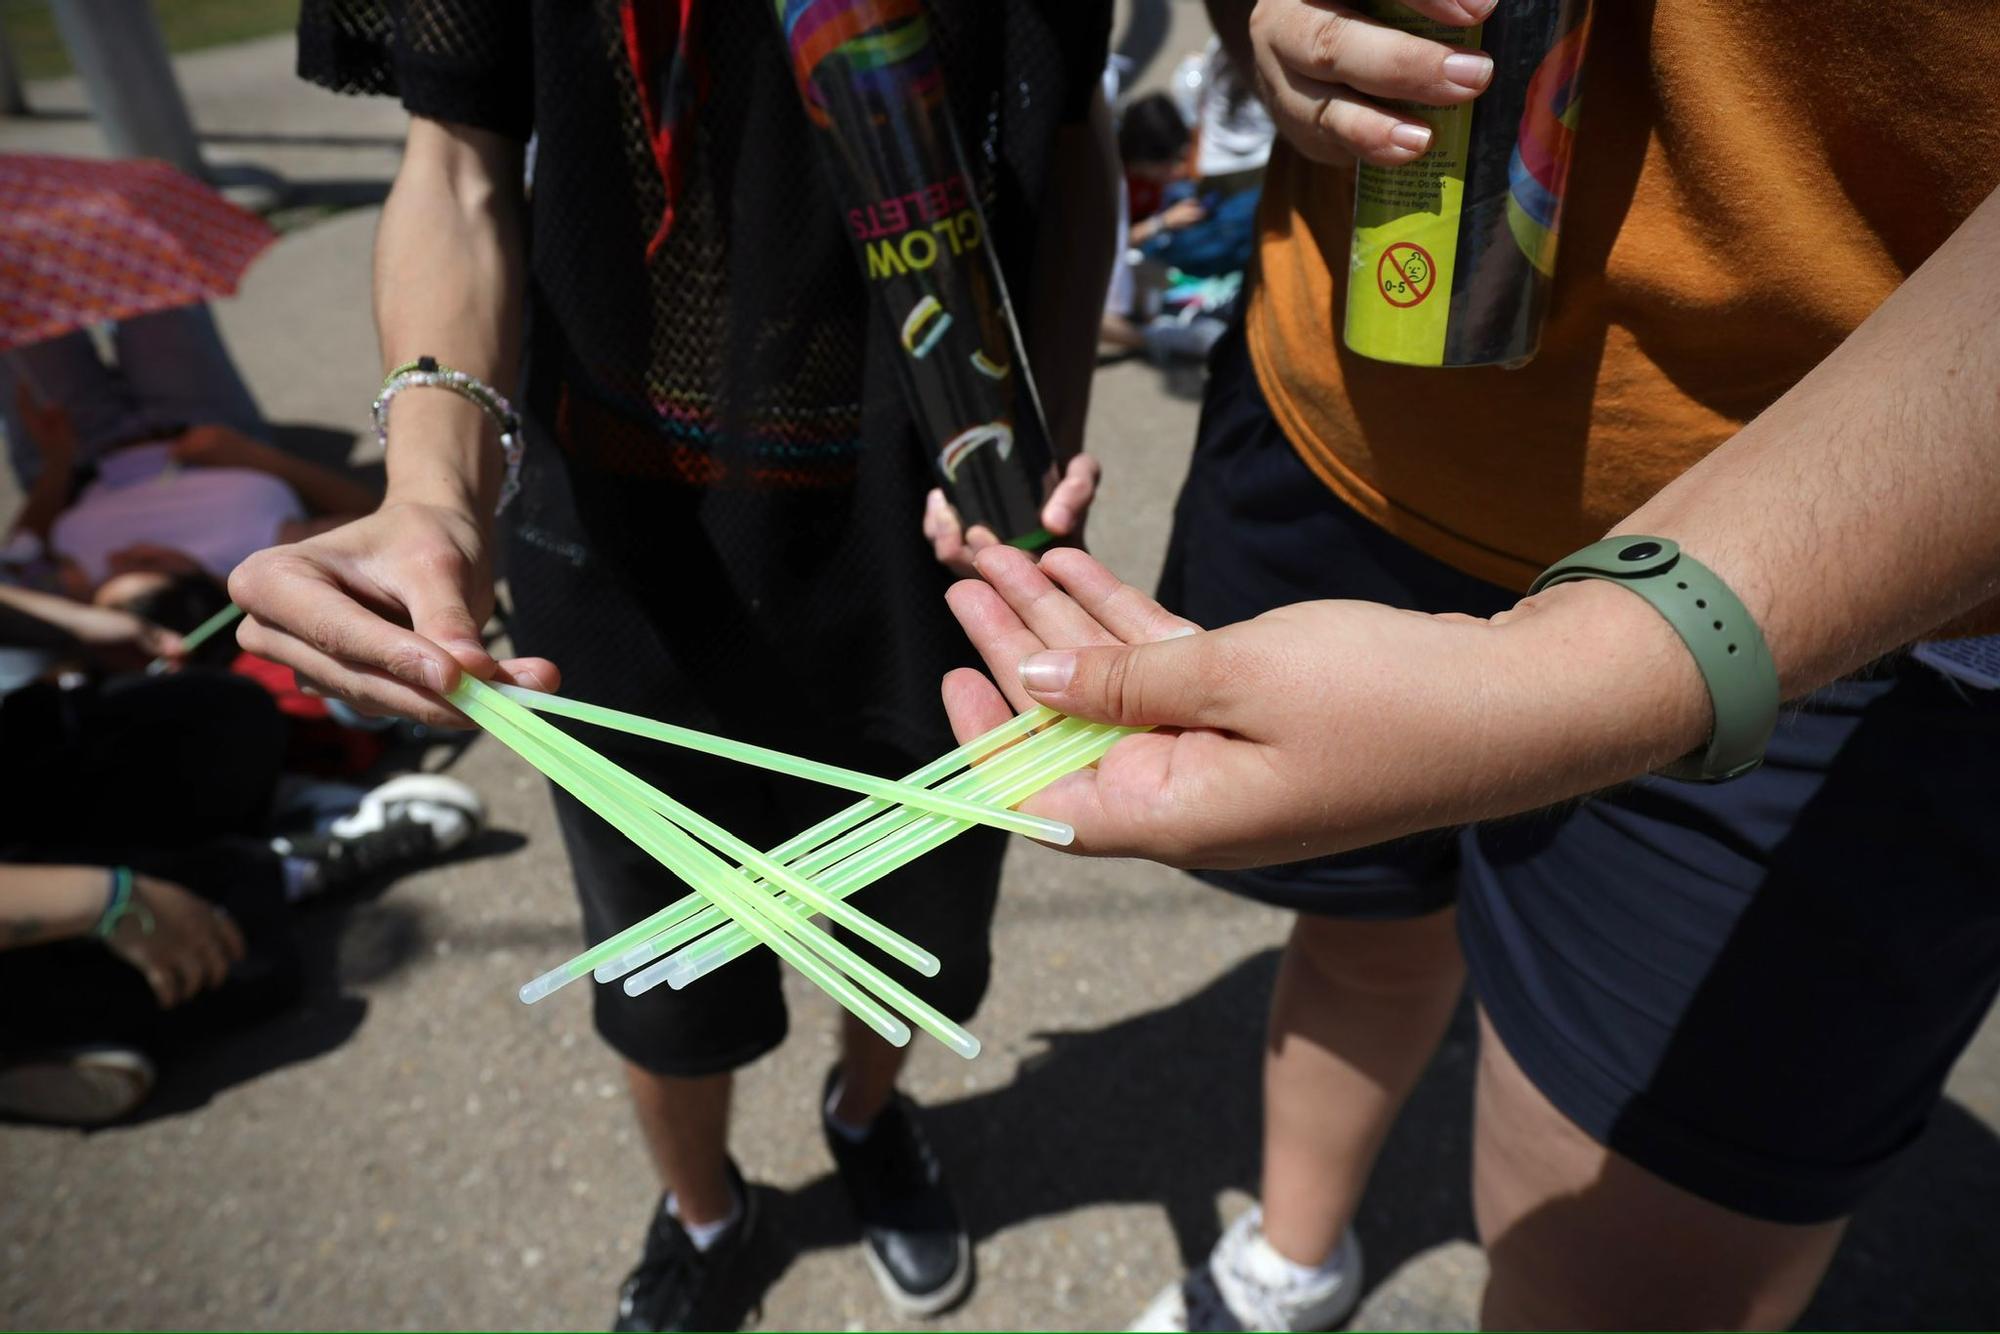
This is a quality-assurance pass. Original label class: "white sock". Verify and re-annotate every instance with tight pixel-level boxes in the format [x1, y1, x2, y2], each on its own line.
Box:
[664, 1184, 741, 1252]
[1247, 1209, 1346, 1285]
[822, 1076, 875, 1143]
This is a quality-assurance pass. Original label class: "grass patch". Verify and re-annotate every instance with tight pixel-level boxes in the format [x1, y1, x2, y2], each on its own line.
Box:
[1, 0, 301, 82]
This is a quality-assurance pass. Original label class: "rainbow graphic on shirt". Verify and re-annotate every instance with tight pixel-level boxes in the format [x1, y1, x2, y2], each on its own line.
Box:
[1505, 21, 1589, 277]
[778, 0, 942, 127]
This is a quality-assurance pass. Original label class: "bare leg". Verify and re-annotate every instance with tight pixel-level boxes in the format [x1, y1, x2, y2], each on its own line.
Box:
[831, 1009, 911, 1127]
[1474, 1008, 1846, 1329]
[1260, 909, 1467, 1267]
[624, 1062, 736, 1226]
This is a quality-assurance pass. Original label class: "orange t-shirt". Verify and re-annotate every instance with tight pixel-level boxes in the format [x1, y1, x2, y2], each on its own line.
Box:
[1249, 3, 2000, 592]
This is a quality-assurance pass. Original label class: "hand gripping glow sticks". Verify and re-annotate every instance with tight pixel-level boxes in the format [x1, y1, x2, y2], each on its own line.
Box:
[451, 681, 917, 1047]
[460, 670, 1127, 1059]
[454, 678, 984, 1057]
[636, 719, 1131, 994]
[492, 684, 1071, 845]
[515, 704, 1061, 1005]
[455, 677, 939, 978]
[593, 713, 1120, 987]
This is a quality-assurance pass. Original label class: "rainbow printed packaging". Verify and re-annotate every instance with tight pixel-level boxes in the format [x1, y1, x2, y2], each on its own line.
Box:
[776, 0, 1055, 548]
[1343, 0, 1593, 368]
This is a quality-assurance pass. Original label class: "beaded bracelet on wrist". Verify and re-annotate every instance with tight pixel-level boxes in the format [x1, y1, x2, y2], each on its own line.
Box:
[373, 356, 524, 516]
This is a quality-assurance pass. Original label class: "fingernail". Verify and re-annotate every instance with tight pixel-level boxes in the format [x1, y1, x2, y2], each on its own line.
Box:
[420, 659, 448, 693]
[1390, 122, 1433, 155]
[1020, 651, 1076, 693]
[1161, 626, 1198, 640]
[1443, 52, 1494, 90]
[1460, 0, 1498, 19]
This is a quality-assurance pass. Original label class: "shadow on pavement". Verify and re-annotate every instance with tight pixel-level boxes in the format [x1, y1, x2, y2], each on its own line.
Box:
[709, 951, 1481, 1327]
[117, 826, 529, 1124]
[268, 421, 381, 486]
[699, 944, 1999, 1329]
[1801, 1098, 2000, 1328]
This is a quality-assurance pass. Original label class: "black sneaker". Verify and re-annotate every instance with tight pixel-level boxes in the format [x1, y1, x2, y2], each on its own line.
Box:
[612, 1160, 758, 1332]
[821, 1067, 972, 1317]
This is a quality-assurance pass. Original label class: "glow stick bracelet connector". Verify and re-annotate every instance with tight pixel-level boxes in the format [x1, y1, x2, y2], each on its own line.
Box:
[453, 682, 915, 1046]
[494, 684, 1072, 845]
[517, 705, 1060, 1003]
[456, 678, 940, 979]
[644, 721, 1131, 993]
[594, 712, 1103, 985]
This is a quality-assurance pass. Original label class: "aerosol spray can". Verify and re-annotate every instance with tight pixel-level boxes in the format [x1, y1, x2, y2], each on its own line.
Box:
[1343, 0, 1594, 368]
[777, 0, 1055, 547]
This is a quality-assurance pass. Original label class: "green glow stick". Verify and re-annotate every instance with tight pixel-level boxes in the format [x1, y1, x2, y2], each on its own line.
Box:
[464, 687, 984, 1058]
[452, 683, 915, 1047]
[637, 721, 1132, 994]
[642, 722, 1126, 994]
[456, 678, 940, 979]
[517, 705, 1061, 1003]
[593, 713, 1106, 985]
[493, 683, 1073, 845]
[147, 601, 245, 674]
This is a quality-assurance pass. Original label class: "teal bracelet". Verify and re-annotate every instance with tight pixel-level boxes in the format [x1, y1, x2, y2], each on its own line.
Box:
[1530, 536, 1780, 783]
[94, 866, 134, 938]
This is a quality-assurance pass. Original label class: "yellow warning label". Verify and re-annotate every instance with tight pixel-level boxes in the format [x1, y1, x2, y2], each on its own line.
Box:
[1342, 13, 1482, 367]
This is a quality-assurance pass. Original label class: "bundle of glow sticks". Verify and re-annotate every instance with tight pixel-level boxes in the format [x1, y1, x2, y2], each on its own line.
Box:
[450, 678, 1130, 1059]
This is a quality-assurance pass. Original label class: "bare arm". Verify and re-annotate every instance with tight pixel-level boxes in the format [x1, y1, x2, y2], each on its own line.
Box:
[1614, 184, 2000, 696]
[229, 117, 556, 726]
[940, 184, 2000, 865]
[0, 865, 105, 949]
[0, 866, 245, 1007]
[0, 585, 182, 663]
[371, 118, 528, 517]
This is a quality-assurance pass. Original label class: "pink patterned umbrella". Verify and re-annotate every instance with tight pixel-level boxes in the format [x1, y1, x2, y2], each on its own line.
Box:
[0, 153, 277, 353]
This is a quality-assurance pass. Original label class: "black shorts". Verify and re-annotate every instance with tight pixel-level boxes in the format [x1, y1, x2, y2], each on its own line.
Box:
[1160, 321, 2000, 1222]
[503, 449, 1006, 1078]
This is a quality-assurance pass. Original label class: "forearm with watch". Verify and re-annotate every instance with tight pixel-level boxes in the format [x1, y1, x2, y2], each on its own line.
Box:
[1495, 182, 2000, 795]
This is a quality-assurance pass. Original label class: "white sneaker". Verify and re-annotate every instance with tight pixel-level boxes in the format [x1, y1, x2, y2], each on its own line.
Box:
[0, 1047, 156, 1125]
[1132, 1208, 1363, 1333]
[330, 773, 485, 849]
[276, 773, 487, 894]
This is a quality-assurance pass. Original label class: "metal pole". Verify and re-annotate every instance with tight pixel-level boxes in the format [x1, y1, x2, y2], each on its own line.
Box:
[50, 0, 208, 178]
[0, 11, 28, 116]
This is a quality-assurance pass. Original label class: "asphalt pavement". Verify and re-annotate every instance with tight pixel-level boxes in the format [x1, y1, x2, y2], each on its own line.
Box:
[2, 14, 1996, 1330]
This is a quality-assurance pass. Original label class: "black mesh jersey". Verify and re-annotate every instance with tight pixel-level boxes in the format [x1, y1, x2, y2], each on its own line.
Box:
[298, 0, 1109, 759]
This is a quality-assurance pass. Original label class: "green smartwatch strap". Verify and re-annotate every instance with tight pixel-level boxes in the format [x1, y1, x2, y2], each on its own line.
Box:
[1529, 536, 1779, 783]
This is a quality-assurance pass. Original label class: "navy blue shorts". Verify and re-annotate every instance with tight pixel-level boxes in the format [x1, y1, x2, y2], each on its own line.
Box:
[1159, 322, 2000, 1222]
